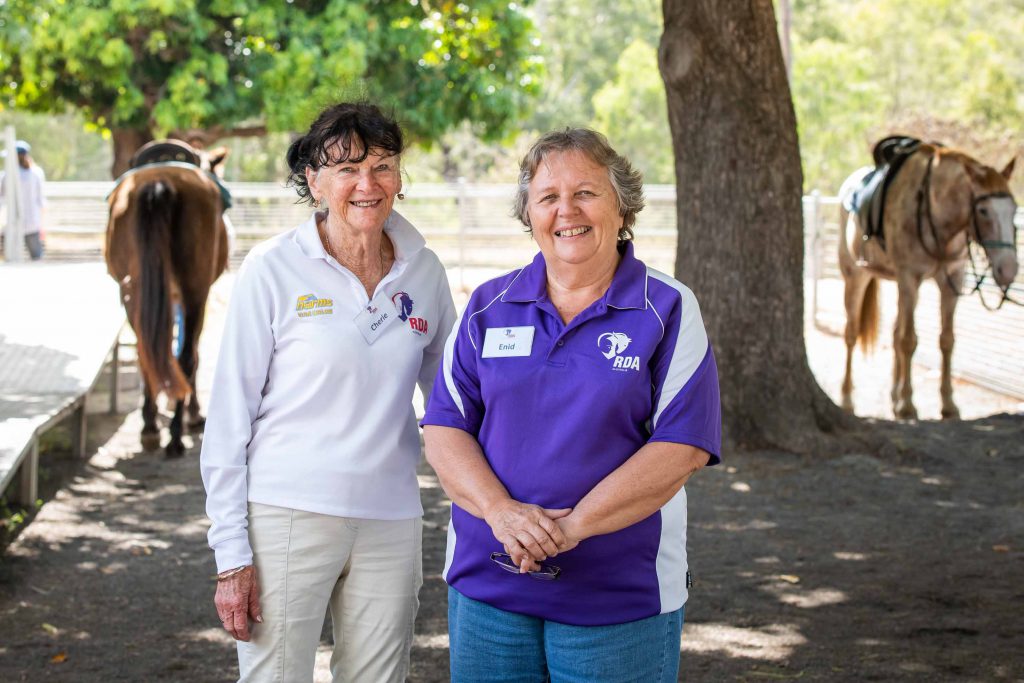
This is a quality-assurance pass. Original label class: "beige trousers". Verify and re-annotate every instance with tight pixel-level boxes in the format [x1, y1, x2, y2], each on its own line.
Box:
[236, 503, 423, 683]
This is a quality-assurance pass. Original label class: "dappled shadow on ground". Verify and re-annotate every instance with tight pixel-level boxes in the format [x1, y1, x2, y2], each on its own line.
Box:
[0, 412, 236, 682]
[0, 406, 1021, 681]
[680, 413, 1024, 682]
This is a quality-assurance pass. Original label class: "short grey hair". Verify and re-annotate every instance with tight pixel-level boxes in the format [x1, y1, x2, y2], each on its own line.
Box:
[512, 128, 645, 242]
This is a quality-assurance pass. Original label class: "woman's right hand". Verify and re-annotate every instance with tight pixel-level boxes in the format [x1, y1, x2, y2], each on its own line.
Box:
[484, 500, 572, 571]
[214, 565, 262, 641]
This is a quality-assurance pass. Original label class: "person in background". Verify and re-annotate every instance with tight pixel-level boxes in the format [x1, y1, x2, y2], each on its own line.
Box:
[422, 128, 721, 682]
[0, 140, 47, 260]
[201, 102, 456, 682]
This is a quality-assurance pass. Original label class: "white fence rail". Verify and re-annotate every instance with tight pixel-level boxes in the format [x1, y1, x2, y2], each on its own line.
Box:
[7, 182, 1024, 399]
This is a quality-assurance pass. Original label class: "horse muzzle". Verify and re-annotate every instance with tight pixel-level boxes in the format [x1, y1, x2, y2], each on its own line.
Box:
[990, 251, 1019, 288]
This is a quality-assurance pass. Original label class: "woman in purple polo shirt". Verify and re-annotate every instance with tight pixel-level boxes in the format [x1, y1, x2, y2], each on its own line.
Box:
[421, 128, 722, 681]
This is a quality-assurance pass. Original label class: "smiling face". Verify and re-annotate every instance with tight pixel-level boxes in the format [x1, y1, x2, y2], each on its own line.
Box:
[306, 138, 402, 236]
[526, 150, 623, 272]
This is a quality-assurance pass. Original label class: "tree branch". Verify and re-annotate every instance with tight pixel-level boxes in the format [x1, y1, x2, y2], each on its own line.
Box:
[170, 125, 268, 147]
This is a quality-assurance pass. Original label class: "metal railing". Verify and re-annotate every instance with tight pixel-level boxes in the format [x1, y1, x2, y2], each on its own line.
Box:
[6, 182, 1024, 399]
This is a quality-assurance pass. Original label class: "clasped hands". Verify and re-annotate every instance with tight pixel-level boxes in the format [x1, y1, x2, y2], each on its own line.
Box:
[483, 499, 582, 573]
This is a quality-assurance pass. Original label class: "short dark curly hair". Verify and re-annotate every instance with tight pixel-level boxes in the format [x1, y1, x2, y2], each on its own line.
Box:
[286, 102, 404, 205]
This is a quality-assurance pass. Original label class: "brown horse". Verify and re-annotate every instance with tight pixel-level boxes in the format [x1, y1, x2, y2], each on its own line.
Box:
[837, 140, 1019, 420]
[105, 140, 231, 456]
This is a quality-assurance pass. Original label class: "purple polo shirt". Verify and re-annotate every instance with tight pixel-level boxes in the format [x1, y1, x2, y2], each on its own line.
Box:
[422, 243, 721, 626]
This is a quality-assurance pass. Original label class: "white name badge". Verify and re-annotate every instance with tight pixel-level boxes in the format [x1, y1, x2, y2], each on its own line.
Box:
[355, 293, 399, 345]
[482, 326, 535, 358]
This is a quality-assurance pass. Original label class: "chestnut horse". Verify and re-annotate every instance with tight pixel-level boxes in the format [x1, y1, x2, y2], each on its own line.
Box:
[838, 141, 1018, 420]
[105, 140, 231, 456]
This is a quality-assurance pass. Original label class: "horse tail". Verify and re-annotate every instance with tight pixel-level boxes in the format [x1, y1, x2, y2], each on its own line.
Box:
[133, 180, 191, 400]
[858, 278, 880, 351]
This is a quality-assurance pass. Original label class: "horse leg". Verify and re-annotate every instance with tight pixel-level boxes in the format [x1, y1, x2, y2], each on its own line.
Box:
[183, 300, 208, 432]
[892, 273, 921, 420]
[164, 338, 190, 458]
[165, 295, 209, 457]
[140, 383, 161, 451]
[165, 398, 186, 458]
[937, 269, 964, 420]
[840, 272, 871, 413]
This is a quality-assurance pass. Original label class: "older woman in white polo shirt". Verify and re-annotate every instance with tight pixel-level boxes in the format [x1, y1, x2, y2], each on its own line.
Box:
[201, 102, 456, 682]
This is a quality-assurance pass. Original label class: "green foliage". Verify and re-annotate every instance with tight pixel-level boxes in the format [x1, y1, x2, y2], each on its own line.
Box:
[592, 40, 673, 183]
[528, 0, 661, 131]
[0, 496, 28, 536]
[0, 110, 111, 180]
[0, 0, 541, 148]
[790, 0, 1024, 193]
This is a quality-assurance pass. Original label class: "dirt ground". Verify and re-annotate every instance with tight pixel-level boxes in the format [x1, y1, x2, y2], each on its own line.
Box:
[0, 275, 1022, 682]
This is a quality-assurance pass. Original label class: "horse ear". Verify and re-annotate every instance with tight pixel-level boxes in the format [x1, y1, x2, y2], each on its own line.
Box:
[208, 146, 229, 172]
[1001, 157, 1015, 180]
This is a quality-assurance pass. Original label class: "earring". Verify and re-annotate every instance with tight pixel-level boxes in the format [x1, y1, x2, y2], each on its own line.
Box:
[397, 192, 406, 201]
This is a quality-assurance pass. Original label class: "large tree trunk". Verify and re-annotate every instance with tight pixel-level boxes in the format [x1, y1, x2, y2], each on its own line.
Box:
[111, 127, 154, 178]
[658, 0, 848, 452]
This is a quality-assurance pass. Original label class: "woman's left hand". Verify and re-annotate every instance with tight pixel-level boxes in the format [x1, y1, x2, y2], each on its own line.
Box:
[486, 500, 571, 570]
[214, 565, 262, 641]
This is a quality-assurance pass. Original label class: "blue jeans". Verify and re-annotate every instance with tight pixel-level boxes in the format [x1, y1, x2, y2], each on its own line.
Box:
[24, 232, 43, 260]
[448, 587, 684, 683]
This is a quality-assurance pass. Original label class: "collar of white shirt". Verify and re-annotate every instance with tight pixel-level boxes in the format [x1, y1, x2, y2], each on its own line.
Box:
[292, 210, 426, 263]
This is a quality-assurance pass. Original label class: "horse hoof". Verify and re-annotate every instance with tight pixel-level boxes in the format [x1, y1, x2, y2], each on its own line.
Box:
[188, 416, 207, 433]
[941, 407, 961, 421]
[140, 430, 161, 451]
[841, 398, 855, 414]
[165, 440, 186, 459]
[894, 404, 918, 421]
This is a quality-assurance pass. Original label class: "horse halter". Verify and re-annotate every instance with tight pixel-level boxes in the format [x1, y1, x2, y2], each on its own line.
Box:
[969, 191, 1017, 251]
[916, 153, 1021, 310]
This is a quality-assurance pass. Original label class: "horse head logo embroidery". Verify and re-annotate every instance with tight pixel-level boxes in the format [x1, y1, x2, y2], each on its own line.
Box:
[391, 291, 415, 322]
[597, 332, 632, 359]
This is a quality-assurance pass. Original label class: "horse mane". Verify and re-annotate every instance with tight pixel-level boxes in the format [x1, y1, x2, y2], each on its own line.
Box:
[933, 148, 1011, 192]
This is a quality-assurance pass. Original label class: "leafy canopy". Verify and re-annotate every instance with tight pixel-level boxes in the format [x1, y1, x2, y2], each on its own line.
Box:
[0, 0, 542, 143]
[790, 0, 1024, 193]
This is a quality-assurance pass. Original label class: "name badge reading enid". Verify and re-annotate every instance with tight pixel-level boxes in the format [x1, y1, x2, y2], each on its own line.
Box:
[482, 326, 535, 358]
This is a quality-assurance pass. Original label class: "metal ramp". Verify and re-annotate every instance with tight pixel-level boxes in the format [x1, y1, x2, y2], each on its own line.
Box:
[0, 262, 125, 505]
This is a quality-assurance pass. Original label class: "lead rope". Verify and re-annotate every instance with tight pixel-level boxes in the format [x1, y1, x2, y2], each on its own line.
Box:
[965, 191, 1022, 311]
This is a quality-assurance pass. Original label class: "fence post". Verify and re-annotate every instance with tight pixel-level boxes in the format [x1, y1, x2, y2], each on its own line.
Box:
[17, 439, 39, 507]
[456, 177, 468, 293]
[809, 190, 822, 329]
[3, 126, 25, 263]
[109, 337, 120, 415]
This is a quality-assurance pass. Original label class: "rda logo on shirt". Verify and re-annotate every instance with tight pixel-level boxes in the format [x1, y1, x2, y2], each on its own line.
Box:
[597, 331, 640, 371]
[296, 293, 334, 318]
[392, 291, 428, 335]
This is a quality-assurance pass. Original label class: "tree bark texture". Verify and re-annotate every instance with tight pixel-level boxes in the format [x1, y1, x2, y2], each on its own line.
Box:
[111, 128, 154, 179]
[658, 0, 847, 451]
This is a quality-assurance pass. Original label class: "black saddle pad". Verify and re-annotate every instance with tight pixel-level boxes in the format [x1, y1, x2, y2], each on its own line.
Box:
[848, 136, 924, 248]
[129, 140, 202, 169]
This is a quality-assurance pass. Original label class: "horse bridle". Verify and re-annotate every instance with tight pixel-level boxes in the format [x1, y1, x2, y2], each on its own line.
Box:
[916, 152, 1021, 310]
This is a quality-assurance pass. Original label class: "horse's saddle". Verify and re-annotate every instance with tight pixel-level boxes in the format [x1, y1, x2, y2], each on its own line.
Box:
[113, 139, 233, 210]
[129, 140, 203, 169]
[843, 135, 922, 250]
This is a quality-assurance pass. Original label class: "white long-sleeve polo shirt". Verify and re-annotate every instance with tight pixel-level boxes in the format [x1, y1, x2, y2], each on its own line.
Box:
[200, 210, 456, 572]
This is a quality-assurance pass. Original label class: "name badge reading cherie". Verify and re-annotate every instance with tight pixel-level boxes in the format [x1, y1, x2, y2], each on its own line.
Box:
[355, 293, 399, 345]
[482, 326, 535, 358]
